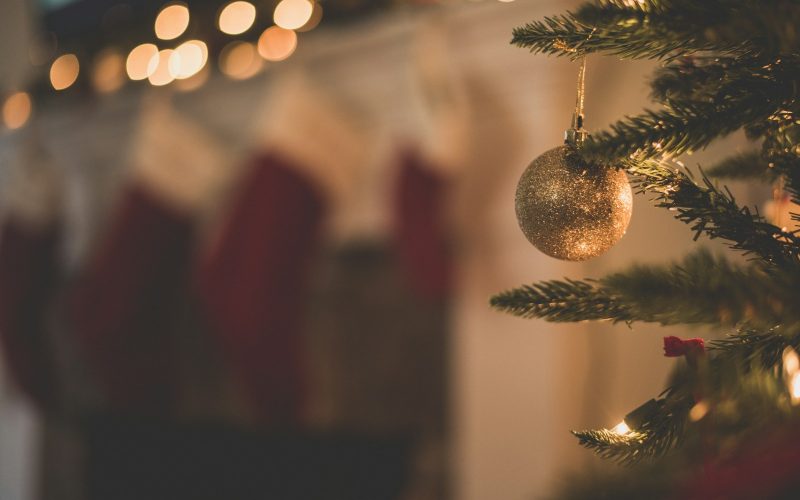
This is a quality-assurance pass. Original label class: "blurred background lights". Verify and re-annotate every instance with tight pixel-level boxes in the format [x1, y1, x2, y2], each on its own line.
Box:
[219, 41, 263, 80]
[170, 40, 208, 79]
[257, 27, 297, 62]
[126, 43, 159, 80]
[154, 3, 190, 40]
[91, 48, 125, 93]
[296, 1, 322, 32]
[218, 1, 256, 35]
[175, 65, 210, 92]
[148, 49, 177, 86]
[274, 0, 313, 30]
[2, 92, 32, 130]
[50, 53, 80, 90]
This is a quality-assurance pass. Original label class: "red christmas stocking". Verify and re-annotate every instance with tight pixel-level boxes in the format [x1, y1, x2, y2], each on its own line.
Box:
[393, 149, 453, 302]
[0, 222, 60, 411]
[197, 72, 366, 424]
[0, 140, 63, 411]
[196, 152, 325, 424]
[68, 96, 230, 413]
[68, 186, 193, 412]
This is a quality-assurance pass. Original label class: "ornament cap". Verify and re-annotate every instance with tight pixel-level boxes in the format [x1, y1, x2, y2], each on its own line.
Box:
[565, 112, 588, 146]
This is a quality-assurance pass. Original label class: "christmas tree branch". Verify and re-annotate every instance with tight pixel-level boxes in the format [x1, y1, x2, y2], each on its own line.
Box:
[491, 249, 798, 329]
[489, 279, 633, 324]
[574, 325, 800, 465]
[512, 1, 800, 61]
[705, 151, 775, 180]
[623, 159, 800, 268]
[510, 13, 717, 61]
[572, 395, 691, 465]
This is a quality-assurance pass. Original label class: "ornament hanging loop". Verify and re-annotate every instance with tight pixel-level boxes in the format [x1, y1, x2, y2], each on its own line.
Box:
[565, 56, 589, 147]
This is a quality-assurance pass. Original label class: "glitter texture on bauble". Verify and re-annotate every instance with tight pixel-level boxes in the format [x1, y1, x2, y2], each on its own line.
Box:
[515, 144, 633, 261]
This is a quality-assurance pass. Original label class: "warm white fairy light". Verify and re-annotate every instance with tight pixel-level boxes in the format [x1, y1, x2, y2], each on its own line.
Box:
[611, 421, 630, 435]
[689, 401, 709, 422]
[257, 26, 297, 62]
[50, 53, 80, 91]
[148, 49, 177, 86]
[155, 3, 190, 41]
[92, 48, 125, 93]
[127, 43, 159, 81]
[219, 41, 263, 80]
[782, 347, 800, 405]
[170, 40, 208, 79]
[274, 0, 313, 30]
[218, 1, 257, 35]
[791, 372, 800, 405]
[783, 346, 799, 375]
[2, 92, 32, 130]
[296, 1, 323, 32]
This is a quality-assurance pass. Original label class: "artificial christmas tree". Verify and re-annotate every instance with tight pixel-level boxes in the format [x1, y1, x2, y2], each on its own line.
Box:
[491, 0, 800, 497]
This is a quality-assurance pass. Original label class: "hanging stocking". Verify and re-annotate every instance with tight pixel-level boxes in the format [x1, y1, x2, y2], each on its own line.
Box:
[395, 20, 470, 301]
[68, 95, 230, 413]
[0, 137, 62, 411]
[197, 72, 366, 424]
[393, 149, 453, 301]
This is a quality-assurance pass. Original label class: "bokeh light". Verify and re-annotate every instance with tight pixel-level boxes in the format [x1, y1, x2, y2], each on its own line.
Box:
[148, 49, 177, 86]
[2, 92, 32, 130]
[127, 43, 159, 80]
[257, 26, 297, 62]
[92, 48, 125, 93]
[296, 1, 323, 32]
[175, 65, 210, 92]
[218, 1, 256, 35]
[274, 0, 313, 30]
[50, 53, 80, 91]
[219, 41, 263, 80]
[154, 3, 190, 40]
[170, 40, 208, 79]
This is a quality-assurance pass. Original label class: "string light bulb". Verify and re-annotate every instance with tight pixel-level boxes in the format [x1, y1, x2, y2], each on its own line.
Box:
[154, 3, 190, 41]
[2, 92, 32, 130]
[257, 26, 297, 62]
[170, 40, 208, 79]
[219, 41, 263, 80]
[92, 48, 125, 93]
[611, 421, 630, 435]
[50, 53, 80, 91]
[127, 43, 159, 80]
[148, 49, 177, 86]
[218, 1, 256, 35]
[296, 1, 322, 32]
[783, 346, 799, 375]
[274, 0, 313, 30]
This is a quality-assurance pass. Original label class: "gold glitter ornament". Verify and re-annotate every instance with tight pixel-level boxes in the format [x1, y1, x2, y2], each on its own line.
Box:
[514, 144, 632, 261]
[514, 56, 633, 261]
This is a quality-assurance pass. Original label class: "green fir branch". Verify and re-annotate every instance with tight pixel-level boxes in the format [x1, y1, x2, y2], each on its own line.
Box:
[623, 159, 800, 268]
[573, 325, 800, 465]
[510, 13, 719, 61]
[489, 279, 632, 324]
[572, 395, 691, 465]
[573, 0, 800, 57]
[491, 249, 799, 329]
[582, 85, 789, 162]
[705, 151, 775, 180]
